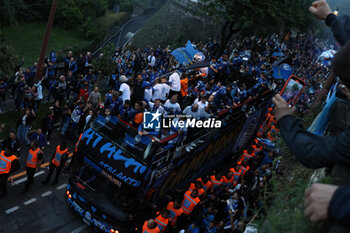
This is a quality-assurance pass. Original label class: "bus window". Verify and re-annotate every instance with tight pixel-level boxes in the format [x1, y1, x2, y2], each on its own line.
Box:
[74, 158, 139, 213]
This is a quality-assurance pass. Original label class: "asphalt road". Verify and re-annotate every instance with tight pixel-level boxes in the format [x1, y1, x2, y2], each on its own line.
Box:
[0, 13, 154, 233]
[0, 132, 93, 233]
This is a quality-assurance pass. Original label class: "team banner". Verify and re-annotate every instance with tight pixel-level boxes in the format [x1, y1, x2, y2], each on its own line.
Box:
[272, 63, 293, 79]
[171, 40, 201, 66]
[232, 109, 264, 154]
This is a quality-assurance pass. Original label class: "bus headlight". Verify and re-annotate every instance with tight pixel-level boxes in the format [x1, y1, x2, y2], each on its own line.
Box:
[66, 190, 72, 199]
[110, 229, 118, 233]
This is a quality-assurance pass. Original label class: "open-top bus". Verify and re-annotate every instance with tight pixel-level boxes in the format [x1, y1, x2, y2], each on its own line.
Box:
[65, 90, 273, 233]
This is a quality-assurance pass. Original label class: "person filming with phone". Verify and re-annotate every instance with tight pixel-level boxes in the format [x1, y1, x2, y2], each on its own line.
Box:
[273, 0, 350, 231]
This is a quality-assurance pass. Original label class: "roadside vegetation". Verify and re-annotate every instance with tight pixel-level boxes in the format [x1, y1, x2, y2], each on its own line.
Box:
[257, 104, 325, 232]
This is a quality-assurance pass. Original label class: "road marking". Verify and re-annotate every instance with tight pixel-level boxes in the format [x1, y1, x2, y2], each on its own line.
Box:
[57, 184, 67, 190]
[5, 206, 20, 214]
[34, 170, 45, 177]
[8, 153, 73, 181]
[41, 191, 52, 197]
[23, 198, 37, 206]
[10, 170, 46, 186]
[71, 225, 87, 233]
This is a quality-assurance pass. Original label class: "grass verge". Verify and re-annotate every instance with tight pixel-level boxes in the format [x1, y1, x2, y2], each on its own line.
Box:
[257, 104, 325, 232]
[3, 22, 90, 67]
[0, 103, 51, 139]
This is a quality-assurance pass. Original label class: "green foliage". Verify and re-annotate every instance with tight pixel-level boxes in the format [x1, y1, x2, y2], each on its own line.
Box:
[108, 0, 117, 10]
[93, 43, 116, 77]
[202, 0, 313, 36]
[131, 1, 220, 48]
[56, 0, 108, 38]
[258, 140, 321, 233]
[119, 0, 134, 12]
[257, 104, 326, 232]
[0, 102, 50, 138]
[201, 0, 315, 56]
[0, 0, 26, 26]
[2, 22, 90, 67]
[0, 33, 19, 80]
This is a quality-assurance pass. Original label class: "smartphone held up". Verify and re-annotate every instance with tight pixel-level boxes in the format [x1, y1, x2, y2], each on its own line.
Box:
[279, 75, 306, 106]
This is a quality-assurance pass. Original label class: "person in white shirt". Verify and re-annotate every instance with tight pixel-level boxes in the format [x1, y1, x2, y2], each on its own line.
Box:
[168, 71, 181, 98]
[144, 86, 153, 103]
[163, 94, 181, 115]
[183, 103, 202, 120]
[193, 95, 209, 110]
[148, 99, 165, 114]
[160, 77, 170, 102]
[152, 79, 163, 101]
[119, 75, 131, 103]
[147, 52, 156, 67]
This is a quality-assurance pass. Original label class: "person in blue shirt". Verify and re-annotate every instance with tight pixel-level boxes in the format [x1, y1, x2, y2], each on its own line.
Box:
[109, 92, 123, 115]
[238, 85, 248, 102]
[217, 54, 230, 76]
[68, 57, 78, 75]
[231, 52, 243, 71]
[29, 128, 47, 149]
[118, 100, 133, 122]
[141, 69, 150, 81]
[208, 58, 219, 79]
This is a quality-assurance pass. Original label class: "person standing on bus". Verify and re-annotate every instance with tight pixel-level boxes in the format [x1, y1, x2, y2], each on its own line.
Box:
[42, 141, 69, 185]
[0, 146, 20, 196]
[154, 209, 170, 233]
[142, 219, 160, 233]
[23, 140, 43, 193]
[167, 200, 183, 227]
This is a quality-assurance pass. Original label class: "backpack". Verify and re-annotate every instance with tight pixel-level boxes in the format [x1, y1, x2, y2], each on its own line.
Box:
[326, 98, 350, 136]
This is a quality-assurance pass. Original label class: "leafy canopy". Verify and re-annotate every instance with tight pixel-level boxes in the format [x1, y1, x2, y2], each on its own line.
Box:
[201, 0, 313, 36]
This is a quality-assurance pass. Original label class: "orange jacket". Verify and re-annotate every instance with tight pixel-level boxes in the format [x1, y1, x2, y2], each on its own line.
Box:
[167, 202, 183, 226]
[180, 78, 188, 97]
[181, 191, 200, 215]
[142, 221, 160, 233]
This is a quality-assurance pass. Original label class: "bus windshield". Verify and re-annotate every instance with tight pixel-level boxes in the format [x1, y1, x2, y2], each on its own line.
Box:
[73, 155, 139, 221]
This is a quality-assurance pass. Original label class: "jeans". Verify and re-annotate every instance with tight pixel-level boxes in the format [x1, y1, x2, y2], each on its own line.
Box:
[60, 117, 70, 135]
[17, 125, 30, 145]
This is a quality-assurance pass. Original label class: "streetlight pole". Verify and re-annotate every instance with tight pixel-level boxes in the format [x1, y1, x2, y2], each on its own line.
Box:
[34, 0, 59, 83]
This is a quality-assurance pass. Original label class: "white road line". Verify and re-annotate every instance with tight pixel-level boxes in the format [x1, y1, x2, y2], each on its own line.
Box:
[34, 170, 45, 177]
[56, 184, 67, 190]
[71, 225, 87, 233]
[10, 177, 26, 186]
[23, 198, 37, 206]
[41, 191, 52, 197]
[11, 170, 46, 186]
[5, 206, 20, 214]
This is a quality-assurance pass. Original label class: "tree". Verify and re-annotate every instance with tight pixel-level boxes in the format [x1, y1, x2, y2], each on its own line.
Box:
[93, 43, 116, 78]
[0, 33, 19, 80]
[201, 0, 314, 57]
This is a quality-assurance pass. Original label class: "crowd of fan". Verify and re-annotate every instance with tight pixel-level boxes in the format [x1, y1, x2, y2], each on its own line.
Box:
[138, 37, 334, 233]
[0, 31, 333, 232]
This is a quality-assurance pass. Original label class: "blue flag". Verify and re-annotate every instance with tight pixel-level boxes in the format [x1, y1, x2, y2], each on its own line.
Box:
[272, 51, 285, 57]
[272, 63, 292, 79]
[171, 40, 200, 66]
[171, 48, 193, 66]
[185, 40, 198, 58]
[49, 49, 57, 63]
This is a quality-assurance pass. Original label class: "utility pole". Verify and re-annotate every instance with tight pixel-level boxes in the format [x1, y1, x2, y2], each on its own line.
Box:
[34, 0, 59, 83]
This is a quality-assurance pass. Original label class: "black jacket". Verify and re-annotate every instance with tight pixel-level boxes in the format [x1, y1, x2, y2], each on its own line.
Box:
[2, 138, 21, 156]
[278, 115, 350, 227]
[326, 14, 350, 46]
